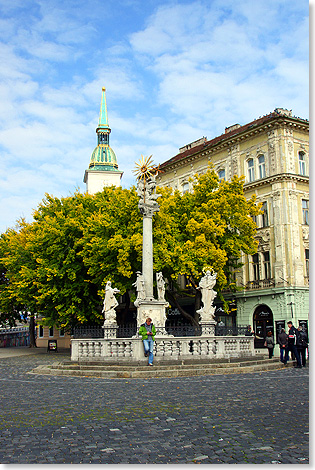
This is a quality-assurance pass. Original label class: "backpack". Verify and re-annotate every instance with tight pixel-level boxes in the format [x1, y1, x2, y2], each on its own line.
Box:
[297, 330, 308, 348]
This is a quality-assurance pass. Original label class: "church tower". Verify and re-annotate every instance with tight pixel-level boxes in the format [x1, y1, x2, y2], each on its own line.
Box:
[84, 87, 123, 194]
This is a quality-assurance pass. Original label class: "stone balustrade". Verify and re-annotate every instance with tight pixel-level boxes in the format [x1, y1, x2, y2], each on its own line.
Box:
[71, 335, 254, 363]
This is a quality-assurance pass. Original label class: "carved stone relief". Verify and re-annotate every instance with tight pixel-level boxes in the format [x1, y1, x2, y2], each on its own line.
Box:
[302, 227, 309, 239]
[268, 140, 276, 173]
[276, 294, 286, 316]
[294, 291, 305, 312]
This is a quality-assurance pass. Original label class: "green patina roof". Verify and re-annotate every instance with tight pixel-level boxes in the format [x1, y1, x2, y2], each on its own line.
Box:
[88, 87, 120, 172]
[97, 87, 109, 130]
[89, 144, 120, 171]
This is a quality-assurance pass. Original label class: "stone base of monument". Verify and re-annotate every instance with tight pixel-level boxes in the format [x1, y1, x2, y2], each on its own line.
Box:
[200, 321, 216, 336]
[102, 322, 118, 338]
[135, 299, 171, 336]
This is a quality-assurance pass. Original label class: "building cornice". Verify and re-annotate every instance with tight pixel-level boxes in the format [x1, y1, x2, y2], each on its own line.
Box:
[160, 113, 309, 173]
[244, 173, 309, 190]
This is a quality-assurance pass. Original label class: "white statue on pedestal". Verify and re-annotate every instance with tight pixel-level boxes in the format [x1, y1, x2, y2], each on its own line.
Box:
[156, 272, 165, 301]
[197, 270, 217, 321]
[132, 271, 146, 307]
[102, 281, 120, 323]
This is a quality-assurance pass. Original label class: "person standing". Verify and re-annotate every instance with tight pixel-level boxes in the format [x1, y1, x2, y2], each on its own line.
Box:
[277, 328, 288, 364]
[245, 325, 254, 336]
[286, 321, 302, 368]
[297, 326, 308, 367]
[265, 331, 275, 359]
[139, 318, 156, 366]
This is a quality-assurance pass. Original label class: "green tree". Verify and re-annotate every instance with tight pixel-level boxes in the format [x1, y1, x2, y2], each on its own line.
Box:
[153, 169, 260, 324]
[0, 169, 259, 331]
[0, 221, 38, 345]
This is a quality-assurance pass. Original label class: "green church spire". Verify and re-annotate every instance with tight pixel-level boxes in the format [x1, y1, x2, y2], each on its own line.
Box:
[98, 86, 109, 130]
[88, 87, 119, 172]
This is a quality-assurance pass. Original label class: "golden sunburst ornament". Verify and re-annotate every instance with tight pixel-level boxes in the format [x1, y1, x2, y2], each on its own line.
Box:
[133, 155, 160, 181]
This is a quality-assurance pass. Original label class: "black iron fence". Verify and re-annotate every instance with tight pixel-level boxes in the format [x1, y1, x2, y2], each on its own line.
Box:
[72, 325, 103, 338]
[215, 325, 249, 336]
[72, 323, 249, 339]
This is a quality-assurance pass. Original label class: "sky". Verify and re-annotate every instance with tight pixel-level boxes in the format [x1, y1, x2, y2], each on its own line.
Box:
[0, 0, 309, 233]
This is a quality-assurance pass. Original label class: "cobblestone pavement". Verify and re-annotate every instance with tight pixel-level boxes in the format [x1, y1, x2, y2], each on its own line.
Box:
[0, 350, 309, 464]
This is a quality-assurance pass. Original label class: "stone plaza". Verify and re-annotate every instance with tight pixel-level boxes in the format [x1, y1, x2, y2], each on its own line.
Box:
[0, 348, 309, 464]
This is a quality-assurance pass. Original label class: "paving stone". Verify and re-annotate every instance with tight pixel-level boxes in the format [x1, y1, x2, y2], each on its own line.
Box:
[0, 351, 309, 464]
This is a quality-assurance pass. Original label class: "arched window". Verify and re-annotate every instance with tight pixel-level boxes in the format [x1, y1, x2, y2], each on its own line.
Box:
[299, 151, 306, 175]
[182, 182, 189, 194]
[258, 155, 266, 179]
[248, 158, 255, 182]
[253, 305, 274, 348]
[218, 169, 225, 181]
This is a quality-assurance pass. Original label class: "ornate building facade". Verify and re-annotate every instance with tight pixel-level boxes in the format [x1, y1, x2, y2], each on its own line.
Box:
[84, 87, 123, 194]
[158, 108, 309, 346]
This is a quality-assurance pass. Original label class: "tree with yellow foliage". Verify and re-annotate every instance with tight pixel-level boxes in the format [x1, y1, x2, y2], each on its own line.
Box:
[0, 168, 260, 331]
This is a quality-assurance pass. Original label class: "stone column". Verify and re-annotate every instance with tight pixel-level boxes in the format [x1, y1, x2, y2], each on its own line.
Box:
[134, 170, 169, 335]
[142, 215, 154, 299]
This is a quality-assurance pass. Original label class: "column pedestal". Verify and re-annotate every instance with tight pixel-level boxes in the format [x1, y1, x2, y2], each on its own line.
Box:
[102, 322, 118, 338]
[136, 300, 170, 336]
[200, 321, 216, 336]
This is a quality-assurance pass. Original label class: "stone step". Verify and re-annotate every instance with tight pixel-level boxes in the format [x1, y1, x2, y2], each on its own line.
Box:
[50, 357, 277, 371]
[30, 358, 295, 379]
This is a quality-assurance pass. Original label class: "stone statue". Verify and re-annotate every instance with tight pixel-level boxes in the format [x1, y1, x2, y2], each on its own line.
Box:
[197, 270, 217, 321]
[156, 272, 165, 301]
[132, 271, 146, 307]
[102, 281, 120, 323]
[137, 174, 161, 217]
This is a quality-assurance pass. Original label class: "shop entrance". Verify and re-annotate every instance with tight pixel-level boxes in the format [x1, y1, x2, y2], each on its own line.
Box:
[253, 305, 274, 348]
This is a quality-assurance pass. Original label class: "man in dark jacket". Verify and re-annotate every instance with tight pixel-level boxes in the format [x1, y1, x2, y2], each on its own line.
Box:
[278, 328, 288, 364]
[286, 321, 302, 368]
[297, 326, 308, 367]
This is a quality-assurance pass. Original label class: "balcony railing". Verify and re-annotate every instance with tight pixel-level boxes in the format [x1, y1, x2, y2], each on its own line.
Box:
[246, 279, 275, 290]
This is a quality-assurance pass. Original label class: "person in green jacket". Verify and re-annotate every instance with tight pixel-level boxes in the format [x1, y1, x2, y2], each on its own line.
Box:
[139, 318, 156, 366]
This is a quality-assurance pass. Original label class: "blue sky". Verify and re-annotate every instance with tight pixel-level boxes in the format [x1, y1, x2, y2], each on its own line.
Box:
[0, 0, 309, 233]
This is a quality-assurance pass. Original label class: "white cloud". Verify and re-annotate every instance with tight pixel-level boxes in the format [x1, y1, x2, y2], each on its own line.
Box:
[0, 0, 308, 233]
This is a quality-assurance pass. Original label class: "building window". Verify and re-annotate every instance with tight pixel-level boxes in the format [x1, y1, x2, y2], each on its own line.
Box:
[218, 169, 225, 181]
[59, 329, 65, 337]
[38, 325, 44, 338]
[305, 249, 309, 278]
[49, 327, 54, 337]
[248, 158, 255, 182]
[261, 202, 269, 227]
[182, 182, 189, 193]
[263, 251, 271, 279]
[302, 200, 309, 225]
[258, 155, 266, 179]
[252, 253, 260, 281]
[299, 151, 306, 175]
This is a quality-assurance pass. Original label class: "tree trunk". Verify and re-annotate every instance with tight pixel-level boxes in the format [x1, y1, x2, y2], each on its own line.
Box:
[28, 315, 37, 348]
[119, 291, 130, 325]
